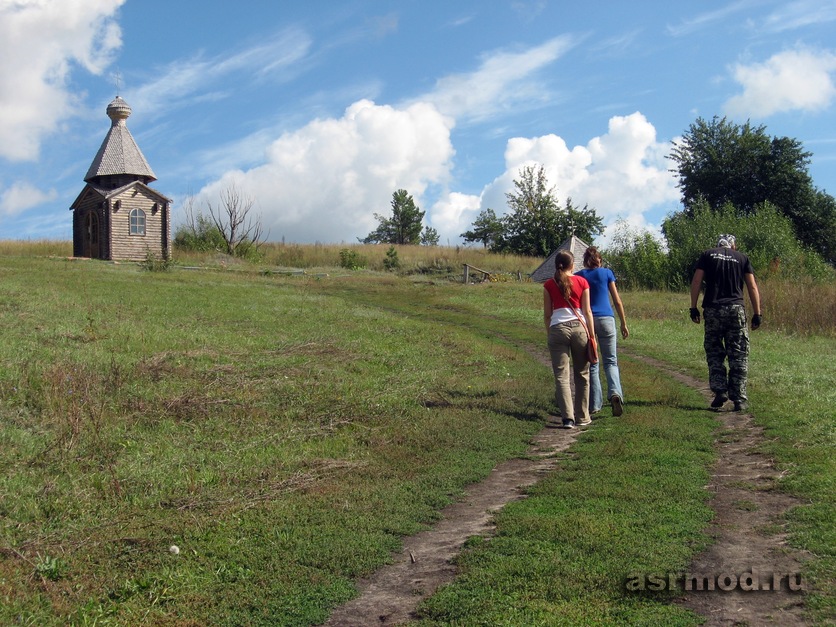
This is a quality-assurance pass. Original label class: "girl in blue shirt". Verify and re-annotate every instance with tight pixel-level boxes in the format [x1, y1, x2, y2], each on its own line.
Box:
[575, 247, 629, 416]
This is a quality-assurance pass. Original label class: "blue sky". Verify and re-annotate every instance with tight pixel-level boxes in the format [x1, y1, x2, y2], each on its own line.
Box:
[1, 0, 835, 247]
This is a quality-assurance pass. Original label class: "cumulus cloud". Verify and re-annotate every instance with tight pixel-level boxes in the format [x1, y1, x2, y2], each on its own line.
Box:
[431, 112, 679, 246]
[0, 181, 58, 216]
[0, 0, 125, 161]
[191, 99, 455, 243]
[724, 47, 836, 117]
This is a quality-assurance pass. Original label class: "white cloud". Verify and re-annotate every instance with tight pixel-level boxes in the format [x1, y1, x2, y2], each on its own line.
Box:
[419, 36, 576, 122]
[666, 0, 753, 37]
[190, 99, 455, 243]
[724, 47, 836, 117]
[428, 192, 482, 243]
[0, 0, 125, 161]
[0, 181, 58, 216]
[761, 0, 836, 33]
[125, 28, 312, 120]
[432, 112, 679, 247]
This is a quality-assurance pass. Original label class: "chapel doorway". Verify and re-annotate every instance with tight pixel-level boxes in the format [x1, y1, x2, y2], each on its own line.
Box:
[83, 211, 100, 258]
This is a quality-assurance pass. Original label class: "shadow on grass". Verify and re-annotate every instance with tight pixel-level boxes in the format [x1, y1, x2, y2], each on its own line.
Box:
[621, 399, 709, 413]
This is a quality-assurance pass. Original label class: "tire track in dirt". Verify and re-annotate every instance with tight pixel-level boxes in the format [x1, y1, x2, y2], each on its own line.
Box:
[625, 350, 810, 626]
[325, 345, 811, 626]
[323, 420, 579, 626]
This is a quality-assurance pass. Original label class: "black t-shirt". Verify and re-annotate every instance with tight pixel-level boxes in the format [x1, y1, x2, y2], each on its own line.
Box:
[696, 247, 755, 308]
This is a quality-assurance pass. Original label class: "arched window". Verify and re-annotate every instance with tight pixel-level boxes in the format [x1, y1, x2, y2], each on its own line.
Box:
[130, 208, 146, 236]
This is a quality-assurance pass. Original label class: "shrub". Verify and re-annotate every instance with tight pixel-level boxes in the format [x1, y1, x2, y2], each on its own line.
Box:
[603, 220, 675, 290]
[383, 246, 401, 271]
[173, 213, 226, 253]
[662, 201, 834, 286]
[339, 248, 367, 270]
[140, 251, 171, 272]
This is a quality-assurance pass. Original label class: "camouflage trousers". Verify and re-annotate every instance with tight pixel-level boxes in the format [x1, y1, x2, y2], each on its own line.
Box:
[703, 305, 750, 402]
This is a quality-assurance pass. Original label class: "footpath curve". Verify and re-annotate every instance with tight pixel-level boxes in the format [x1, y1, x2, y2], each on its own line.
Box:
[325, 347, 810, 626]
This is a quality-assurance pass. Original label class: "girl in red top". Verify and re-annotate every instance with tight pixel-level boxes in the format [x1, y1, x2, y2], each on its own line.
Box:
[543, 250, 596, 428]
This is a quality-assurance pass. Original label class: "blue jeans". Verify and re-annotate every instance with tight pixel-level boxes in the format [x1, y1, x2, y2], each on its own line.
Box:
[589, 316, 624, 413]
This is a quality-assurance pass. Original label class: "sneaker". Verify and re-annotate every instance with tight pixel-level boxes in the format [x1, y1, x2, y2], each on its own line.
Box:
[562, 419, 576, 429]
[733, 400, 748, 412]
[611, 395, 624, 417]
[710, 393, 728, 410]
[577, 418, 592, 427]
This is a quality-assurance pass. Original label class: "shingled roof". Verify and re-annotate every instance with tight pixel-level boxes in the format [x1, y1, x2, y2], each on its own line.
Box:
[84, 96, 156, 184]
[529, 235, 590, 282]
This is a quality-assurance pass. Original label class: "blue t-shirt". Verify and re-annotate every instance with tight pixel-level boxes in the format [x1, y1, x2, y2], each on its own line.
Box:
[575, 267, 616, 317]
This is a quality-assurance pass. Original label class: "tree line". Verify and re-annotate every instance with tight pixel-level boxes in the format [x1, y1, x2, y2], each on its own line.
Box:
[173, 115, 834, 287]
[457, 116, 834, 288]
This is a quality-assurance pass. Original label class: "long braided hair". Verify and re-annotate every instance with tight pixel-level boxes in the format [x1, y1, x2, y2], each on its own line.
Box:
[553, 250, 575, 302]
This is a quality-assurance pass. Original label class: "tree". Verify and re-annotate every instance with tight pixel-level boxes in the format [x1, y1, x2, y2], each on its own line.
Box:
[662, 200, 834, 286]
[420, 225, 440, 246]
[670, 116, 835, 264]
[487, 165, 603, 257]
[603, 220, 673, 290]
[173, 193, 227, 252]
[361, 189, 425, 245]
[206, 183, 269, 257]
[460, 208, 503, 248]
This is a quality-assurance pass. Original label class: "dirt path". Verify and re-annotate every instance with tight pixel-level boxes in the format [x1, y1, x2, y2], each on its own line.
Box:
[627, 352, 810, 626]
[324, 421, 578, 626]
[324, 349, 810, 626]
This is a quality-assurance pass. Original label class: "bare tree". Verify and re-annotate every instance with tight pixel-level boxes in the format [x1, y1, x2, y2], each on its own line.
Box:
[207, 184, 269, 256]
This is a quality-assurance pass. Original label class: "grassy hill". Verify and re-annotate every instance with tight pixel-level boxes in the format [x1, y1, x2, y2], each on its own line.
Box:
[0, 246, 832, 625]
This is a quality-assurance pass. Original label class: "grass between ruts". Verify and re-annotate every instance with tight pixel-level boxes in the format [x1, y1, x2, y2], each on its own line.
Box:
[413, 357, 715, 626]
[436, 285, 834, 625]
[0, 255, 832, 625]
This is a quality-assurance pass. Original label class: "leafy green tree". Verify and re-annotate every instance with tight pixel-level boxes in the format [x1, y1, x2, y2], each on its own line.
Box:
[361, 189, 425, 245]
[670, 116, 835, 264]
[421, 225, 440, 246]
[461, 208, 503, 248]
[603, 220, 673, 290]
[491, 165, 603, 256]
[662, 200, 834, 286]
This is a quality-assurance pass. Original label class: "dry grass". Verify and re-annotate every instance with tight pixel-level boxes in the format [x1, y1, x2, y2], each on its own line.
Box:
[0, 239, 541, 276]
[4, 239, 832, 335]
[0, 240, 72, 257]
[256, 241, 540, 275]
[757, 278, 836, 337]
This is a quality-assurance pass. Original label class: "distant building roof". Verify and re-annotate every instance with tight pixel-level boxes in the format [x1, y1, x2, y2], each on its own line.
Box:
[529, 235, 591, 282]
[84, 96, 156, 184]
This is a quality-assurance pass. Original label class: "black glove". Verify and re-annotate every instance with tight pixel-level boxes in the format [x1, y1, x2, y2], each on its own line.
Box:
[751, 314, 762, 330]
[690, 307, 701, 323]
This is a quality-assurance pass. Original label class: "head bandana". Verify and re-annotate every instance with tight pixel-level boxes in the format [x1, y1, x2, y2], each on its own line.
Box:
[717, 234, 736, 248]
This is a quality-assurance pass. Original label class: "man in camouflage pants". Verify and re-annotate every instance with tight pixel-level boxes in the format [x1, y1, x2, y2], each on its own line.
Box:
[689, 235, 762, 412]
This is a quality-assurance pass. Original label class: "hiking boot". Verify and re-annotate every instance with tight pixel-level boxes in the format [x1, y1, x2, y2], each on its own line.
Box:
[733, 400, 748, 412]
[611, 395, 624, 417]
[562, 419, 576, 429]
[710, 393, 728, 410]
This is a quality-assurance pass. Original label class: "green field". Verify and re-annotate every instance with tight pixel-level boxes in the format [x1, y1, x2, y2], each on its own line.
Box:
[0, 253, 832, 625]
